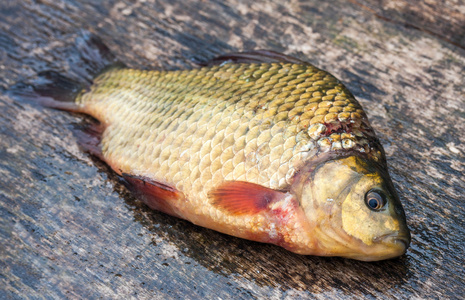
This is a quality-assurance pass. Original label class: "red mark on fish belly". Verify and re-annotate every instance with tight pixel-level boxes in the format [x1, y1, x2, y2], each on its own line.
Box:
[210, 181, 303, 248]
[264, 193, 301, 248]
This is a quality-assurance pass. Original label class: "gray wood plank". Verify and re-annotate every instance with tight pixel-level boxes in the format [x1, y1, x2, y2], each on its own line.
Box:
[1, 0, 464, 299]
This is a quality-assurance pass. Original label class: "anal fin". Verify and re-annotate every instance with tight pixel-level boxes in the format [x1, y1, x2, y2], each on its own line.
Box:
[122, 174, 184, 218]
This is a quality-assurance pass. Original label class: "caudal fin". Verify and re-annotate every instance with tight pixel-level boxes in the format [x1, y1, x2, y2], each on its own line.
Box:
[73, 32, 123, 80]
[8, 31, 123, 112]
[9, 71, 84, 112]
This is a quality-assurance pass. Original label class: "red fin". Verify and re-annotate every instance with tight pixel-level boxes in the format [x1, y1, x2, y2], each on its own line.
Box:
[209, 181, 286, 215]
[203, 50, 307, 66]
[122, 174, 184, 218]
[74, 122, 104, 161]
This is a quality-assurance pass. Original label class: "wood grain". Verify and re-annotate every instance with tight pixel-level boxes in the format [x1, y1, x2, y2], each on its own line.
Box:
[1, 0, 464, 299]
[351, 0, 465, 49]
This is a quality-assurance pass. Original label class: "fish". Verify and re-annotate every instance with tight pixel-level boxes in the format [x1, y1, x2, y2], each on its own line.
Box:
[13, 33, 410, 261]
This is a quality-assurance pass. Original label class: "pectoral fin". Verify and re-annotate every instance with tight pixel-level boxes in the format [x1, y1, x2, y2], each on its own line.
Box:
[209, 181, 287, 215]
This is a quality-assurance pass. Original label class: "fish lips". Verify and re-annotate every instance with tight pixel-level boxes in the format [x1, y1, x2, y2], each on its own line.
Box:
[373, 231, 411, 254]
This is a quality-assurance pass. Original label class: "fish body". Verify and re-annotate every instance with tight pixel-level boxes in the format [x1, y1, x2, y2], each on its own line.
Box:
[17, 37, 410, 261]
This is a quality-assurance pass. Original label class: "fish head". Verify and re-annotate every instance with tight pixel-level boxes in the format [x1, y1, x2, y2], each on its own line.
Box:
[300, 155, 410, 261]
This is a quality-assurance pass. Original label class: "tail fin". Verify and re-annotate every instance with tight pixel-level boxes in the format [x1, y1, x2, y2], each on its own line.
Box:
[8, 31, 123, 112]
[9, 71, 84, 112]
[72, 32, 123, 81]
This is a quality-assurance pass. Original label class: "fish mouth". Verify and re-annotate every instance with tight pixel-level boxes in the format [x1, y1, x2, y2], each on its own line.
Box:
[373, 232, 411, 252]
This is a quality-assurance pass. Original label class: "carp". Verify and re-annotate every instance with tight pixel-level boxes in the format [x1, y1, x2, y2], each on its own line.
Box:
[13, 34, 410, 261]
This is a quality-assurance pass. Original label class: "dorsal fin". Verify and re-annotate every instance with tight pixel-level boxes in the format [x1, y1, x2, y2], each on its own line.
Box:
[203, 50, 307, 66]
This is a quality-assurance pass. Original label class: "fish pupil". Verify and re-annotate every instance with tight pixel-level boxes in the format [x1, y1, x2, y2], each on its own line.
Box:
[368, 198, 380, 209]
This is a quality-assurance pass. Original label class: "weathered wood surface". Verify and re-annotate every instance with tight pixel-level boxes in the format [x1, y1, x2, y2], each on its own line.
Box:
[1, 0, 464, 299]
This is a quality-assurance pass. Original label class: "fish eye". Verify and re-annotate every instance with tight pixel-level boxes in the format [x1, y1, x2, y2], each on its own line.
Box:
[365, 190, 387, 211]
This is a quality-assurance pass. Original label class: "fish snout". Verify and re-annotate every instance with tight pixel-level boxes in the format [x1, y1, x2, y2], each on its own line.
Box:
[374, 231, 411, 254]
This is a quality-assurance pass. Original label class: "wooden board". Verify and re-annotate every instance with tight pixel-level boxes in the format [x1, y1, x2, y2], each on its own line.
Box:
[1, 0, 464, 298]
